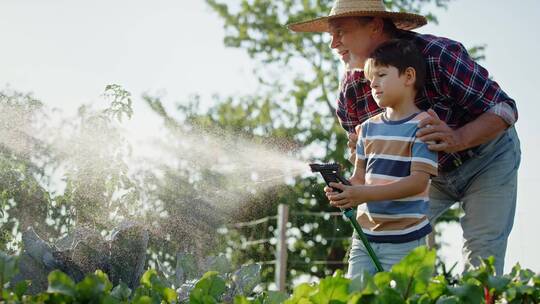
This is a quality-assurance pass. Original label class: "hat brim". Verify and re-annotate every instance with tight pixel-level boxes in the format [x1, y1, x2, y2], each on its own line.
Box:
[288, 11, 427, 32]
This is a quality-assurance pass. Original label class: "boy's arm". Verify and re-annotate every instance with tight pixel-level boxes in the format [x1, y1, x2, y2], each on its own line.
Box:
[362, 171, 430, 201]
[328, 126, 438, 209]
[327, 171, 430, 209]
[347, 132, 358, 164]
[350, 159, 365, 185]
[350, 124, 365, 185]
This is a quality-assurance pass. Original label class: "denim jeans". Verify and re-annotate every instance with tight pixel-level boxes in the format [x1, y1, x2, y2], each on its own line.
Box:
[428, 126, 521, 275]
[347, 236, 426, 277]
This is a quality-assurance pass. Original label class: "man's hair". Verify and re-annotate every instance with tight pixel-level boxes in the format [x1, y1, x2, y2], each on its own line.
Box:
[364, 39, 426, 92]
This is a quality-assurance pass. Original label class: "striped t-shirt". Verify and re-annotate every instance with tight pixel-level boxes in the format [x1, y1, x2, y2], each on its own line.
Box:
[356, 111, 438, 243]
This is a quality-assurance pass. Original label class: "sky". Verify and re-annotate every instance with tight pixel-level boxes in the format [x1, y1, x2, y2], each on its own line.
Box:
[1, 0, 539, 274]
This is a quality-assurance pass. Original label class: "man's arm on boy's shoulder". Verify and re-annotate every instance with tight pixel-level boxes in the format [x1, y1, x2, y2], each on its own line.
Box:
[417, 41, 517, 153]
[417, 110, 508, 153]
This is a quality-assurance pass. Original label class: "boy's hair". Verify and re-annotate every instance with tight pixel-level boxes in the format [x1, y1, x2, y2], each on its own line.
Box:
[364, 39, 426, 92]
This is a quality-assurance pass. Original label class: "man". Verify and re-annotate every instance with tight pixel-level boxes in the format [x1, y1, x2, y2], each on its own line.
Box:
[289, 0, 521, 275]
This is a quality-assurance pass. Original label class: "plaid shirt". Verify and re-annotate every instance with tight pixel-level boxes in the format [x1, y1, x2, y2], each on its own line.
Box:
[336, 31, 518, 172]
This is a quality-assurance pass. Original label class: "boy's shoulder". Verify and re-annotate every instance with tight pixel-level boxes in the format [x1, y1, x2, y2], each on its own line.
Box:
[364, 112, 385, 125]
[356, 111, 429, 135]
[410, 111, 431, 123]
[356, 112, 385, 134]
[363, 111, 429, 125]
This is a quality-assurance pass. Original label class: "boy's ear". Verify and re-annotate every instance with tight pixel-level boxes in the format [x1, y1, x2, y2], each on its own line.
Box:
[404, 67, 417, 86]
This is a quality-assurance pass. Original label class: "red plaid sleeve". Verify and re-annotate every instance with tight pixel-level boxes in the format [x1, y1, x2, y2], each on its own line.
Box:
[437, 42, 518, 125]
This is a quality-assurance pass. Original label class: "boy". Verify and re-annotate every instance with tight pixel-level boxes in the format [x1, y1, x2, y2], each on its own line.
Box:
[325, 39, 438, 276]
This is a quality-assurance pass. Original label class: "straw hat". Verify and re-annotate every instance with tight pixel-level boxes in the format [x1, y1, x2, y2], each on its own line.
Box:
[288, 0, 427, 32]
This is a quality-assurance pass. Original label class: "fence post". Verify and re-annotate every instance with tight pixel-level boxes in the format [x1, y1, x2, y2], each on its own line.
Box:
[426, 230, 435, 249]
[275, 204, 289, 292]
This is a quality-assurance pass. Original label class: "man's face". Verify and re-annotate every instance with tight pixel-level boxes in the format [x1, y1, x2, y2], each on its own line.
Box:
[328, 17, 377, 69]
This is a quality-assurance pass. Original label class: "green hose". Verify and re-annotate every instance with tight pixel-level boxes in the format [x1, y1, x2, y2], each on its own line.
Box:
[308, 163, 384, 273]
[343, 208, 384, 273]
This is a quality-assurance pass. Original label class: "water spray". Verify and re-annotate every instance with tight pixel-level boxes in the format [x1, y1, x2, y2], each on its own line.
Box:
[309, 163, 383, 273]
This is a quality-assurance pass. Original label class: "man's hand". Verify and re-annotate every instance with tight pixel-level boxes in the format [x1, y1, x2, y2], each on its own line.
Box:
[416, 109, 465, 153]
[324, 182, 363, 209]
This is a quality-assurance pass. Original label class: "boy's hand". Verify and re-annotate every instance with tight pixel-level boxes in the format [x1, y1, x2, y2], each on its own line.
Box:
[324, 182, 363, 209]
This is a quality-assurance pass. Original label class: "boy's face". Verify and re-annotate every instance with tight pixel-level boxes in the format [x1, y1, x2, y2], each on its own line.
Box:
[367, 65, 413, 108]
[328, 17, 379, 69]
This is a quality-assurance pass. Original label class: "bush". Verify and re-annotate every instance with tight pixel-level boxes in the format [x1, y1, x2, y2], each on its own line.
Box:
[1, 247, 539, 303]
